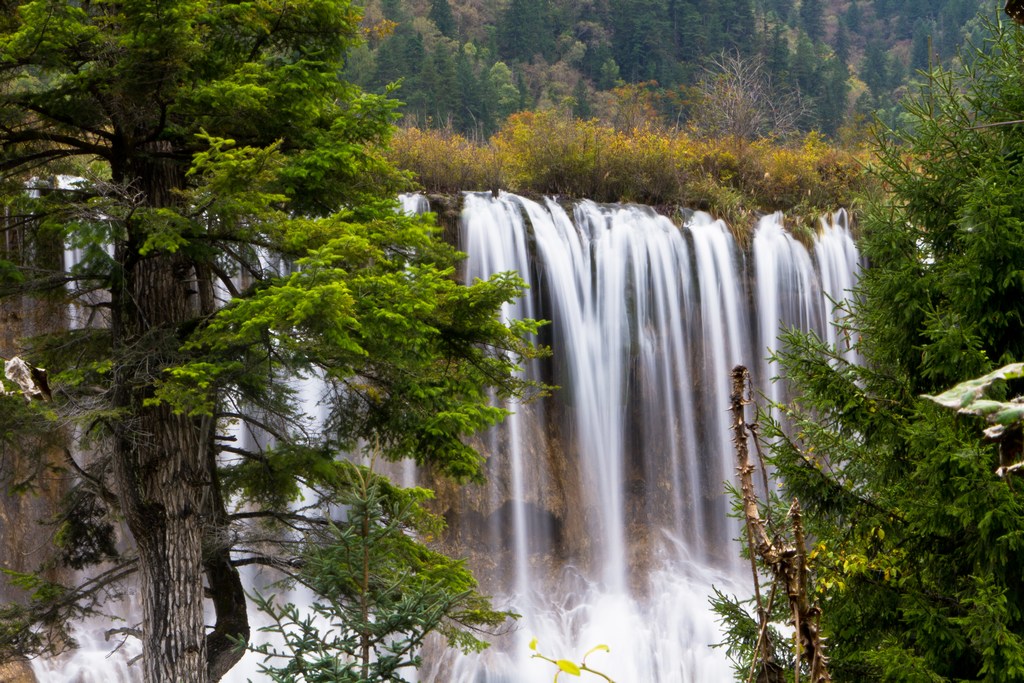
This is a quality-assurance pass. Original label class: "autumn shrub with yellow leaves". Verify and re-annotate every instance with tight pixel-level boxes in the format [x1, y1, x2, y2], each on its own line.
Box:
[389, 110, 871, 228]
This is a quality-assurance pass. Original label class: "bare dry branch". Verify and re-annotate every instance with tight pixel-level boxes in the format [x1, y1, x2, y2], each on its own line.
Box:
[731, 365, 830, 683]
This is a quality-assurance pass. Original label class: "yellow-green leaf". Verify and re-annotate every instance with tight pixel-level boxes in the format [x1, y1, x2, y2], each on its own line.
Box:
[556, 660, 581, 676]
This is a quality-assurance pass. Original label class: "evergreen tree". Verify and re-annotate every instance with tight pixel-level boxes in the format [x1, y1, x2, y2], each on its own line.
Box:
[375, 23, 426, 88]
[496, 0, 554, 63]
[861, 40, 891, 96]
[455, 46, 487, 135]
[572, 78, 594, 119]
[845, 0, 862, 35]
[833, 19, 850, 64]
[798, 0, 825, 40]
[763, 23, 793, 84]
[0, 1, 541, 680]
[429, 0, 457, 38]
[421, 43, 460, 126]
[671, 0, 707, 63]
[718, 17, 1024, 682]
[381, 0, 406, 21]
[598, 57, 623, 89]
[722, 0, 759, 55]
[792, 33, 819, 94]
[610, 0, 672, 82]
[249, 464, 512, 682]
[817, 55, 850, 135]
[910, 22, 934, 73]
[767, 0, 795, 23]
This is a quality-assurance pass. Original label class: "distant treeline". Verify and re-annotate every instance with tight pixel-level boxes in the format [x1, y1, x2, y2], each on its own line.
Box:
[348, 0, 990, 138]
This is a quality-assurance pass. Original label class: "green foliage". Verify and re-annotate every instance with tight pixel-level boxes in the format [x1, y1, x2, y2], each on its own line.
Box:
[860, 19, 1024, 394]
[53, 487, 118, 570]
[709, 586, 795, 682]
[0, 0, 545, 678]
[345, 0, 987, 139]
[249, 463, 515, 682]
[727, 17, 1024, 682]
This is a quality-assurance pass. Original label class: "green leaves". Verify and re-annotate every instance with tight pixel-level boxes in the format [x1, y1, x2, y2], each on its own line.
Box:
[0, 0, 546, 677]
[740, 17, 1024, 683]
[248, 466, 517, 681]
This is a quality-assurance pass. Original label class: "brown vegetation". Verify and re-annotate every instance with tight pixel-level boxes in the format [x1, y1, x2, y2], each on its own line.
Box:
[388, 110, 873, 229]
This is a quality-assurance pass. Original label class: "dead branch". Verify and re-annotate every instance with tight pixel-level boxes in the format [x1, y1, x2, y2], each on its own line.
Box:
[730, 365, 831, 683]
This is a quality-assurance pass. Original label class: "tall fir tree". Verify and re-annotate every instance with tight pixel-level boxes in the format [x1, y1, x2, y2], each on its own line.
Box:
[798, 0, 825, 40]
[429, 0, 457, 38]
[0, 1, 541, 680]
[717, 17, 1024, 682]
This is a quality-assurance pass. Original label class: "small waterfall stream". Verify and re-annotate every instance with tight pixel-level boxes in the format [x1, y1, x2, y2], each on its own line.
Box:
[28, 193, 861, 682]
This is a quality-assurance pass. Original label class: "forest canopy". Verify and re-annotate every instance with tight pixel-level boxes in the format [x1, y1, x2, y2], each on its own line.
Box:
[347, 0, 991, 138]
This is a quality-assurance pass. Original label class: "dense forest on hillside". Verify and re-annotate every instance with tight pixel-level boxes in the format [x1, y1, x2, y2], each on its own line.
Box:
[345, 0, 992, 138]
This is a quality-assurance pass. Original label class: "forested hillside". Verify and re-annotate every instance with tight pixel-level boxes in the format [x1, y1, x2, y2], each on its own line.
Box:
[345, 0, 991, 138]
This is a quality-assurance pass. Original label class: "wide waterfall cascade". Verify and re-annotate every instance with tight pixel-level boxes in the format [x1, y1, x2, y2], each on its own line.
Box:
[422, 193, 861, 683]
[27, 193, 861, 682]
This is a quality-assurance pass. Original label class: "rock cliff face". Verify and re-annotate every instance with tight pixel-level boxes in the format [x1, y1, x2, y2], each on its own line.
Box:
[0, 227, 68, 607]
[0, 659, 36, 683]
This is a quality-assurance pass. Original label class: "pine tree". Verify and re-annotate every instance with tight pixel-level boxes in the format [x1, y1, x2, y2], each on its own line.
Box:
[496, 0, 554, 63]
[429, 0, 457, 38]
[720, 17, 1024, 681]
[861, 40, 891, 97]
[610, 0, 672, 82]
[0, 1, 542, 680]
[798, 0, 825, 40]
[910, 22, 934, 73]
[248, 463, 513, 683]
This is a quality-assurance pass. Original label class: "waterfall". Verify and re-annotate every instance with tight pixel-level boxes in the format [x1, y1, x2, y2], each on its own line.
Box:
[420, 193, 861, 682]
[27, 193, 861, 682]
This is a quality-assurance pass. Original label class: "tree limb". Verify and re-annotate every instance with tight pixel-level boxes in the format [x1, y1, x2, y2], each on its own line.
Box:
[731, 365, 831, 683]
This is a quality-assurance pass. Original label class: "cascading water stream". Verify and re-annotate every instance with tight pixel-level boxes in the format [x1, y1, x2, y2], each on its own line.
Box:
[815, 210, 862, 365]
[459, 193, 546, 602]
[752, 213, 822, 406]
[28, 193, 861, 682]
[688, 213, 752, 568]
[422, 193, 861, 683]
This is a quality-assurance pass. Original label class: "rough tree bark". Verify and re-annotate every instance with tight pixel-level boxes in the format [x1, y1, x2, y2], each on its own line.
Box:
[107, 147, 248, 682]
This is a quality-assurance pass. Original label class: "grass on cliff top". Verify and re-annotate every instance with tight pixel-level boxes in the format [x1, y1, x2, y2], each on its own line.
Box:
[387, 110, 875, 242]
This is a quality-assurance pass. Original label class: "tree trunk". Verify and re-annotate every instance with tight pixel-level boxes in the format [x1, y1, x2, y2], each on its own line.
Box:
[108, 145, 220, 682]
[111, 249, 211, 683]
[730, 365, 831, 683]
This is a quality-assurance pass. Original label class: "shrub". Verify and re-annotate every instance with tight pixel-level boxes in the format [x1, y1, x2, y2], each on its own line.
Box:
[388, 113, 871, 223]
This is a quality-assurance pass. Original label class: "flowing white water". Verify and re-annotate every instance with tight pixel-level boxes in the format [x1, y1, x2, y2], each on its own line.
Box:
[29, 194, 861, 682]
[420, 194, 861, 683]
[752, 213, 821, 405]
[815, 210, 862, 365]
